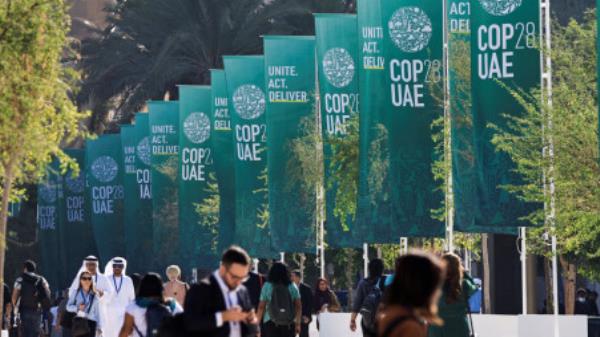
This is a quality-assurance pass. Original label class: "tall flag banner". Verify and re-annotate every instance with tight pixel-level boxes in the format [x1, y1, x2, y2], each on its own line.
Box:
[133, 113, 154, 271]
[38, 160, 63, 289]
[264, 36, 317, 253]
[380, 0, 445, 237]
[223, 56, 275, 259]
[210, 69, 236, 253]
[315, 14, 362, 247]
[356, 0, 395, 242]
[61, 149, 96, 276]
[179, 85, 219, 270]
[121, 125, 144, 272]
[469, 0, 540, 228]
[448, 0, 517, 234]
[597, 0, 600, 159]
[148, 101, 180, 269]
[85, 134, 126, 263]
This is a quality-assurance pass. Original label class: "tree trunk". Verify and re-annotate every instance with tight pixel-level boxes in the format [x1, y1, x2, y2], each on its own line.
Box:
[482, 234, 494, 313]
[560, 256, 577, 315]
[0, 165, 14, 321]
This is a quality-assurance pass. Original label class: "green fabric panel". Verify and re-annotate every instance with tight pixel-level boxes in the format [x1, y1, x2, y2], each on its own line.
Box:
[85, 134, 126, 264]
[264, 36, 317, 253]
[356, 0, 396, 243]
[380, 0, 445, 237]
[148, 101, 180, 270]
[61, 149, 97, 279]
[469, 0, 540, 228]
[179, 85, 219, 271]
[448, 0, 517, 234]
[133, 113, 155, 272]
[315, 14, 362, 247]
[210, 69, 236, 253]
[223, 56, 276, 259]
[38, 160, 63, 290]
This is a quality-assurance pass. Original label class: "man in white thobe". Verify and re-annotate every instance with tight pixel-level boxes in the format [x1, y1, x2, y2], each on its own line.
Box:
[102, 257, 135, 337]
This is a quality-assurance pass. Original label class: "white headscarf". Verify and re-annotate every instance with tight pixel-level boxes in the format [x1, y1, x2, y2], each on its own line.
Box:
[104, 257, 128, 277]
[69, 255, 100, 297]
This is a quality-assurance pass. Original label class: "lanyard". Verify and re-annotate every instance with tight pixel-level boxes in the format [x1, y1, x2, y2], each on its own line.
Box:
[112, 276, 123, 294]
[79, 289, 91, 308]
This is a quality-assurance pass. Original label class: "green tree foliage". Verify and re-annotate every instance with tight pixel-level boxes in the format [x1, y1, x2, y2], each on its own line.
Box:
[78, 0, 355, 131]
[491, 14, 600, 281]
[0, 0, 89, 318]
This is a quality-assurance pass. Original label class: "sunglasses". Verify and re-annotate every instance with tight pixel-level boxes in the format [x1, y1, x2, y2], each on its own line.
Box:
[113, 264, 124, 269]
[81, 277, 92, 281]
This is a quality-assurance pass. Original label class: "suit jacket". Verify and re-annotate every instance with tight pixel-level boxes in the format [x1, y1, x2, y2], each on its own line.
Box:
[184, 274, 259, 337]
[298, 283, 313, 322]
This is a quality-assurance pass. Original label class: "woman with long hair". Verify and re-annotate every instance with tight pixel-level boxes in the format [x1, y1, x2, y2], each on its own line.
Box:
[65, 271, 101, 337]
[378, 251, 446, 337]
[118, 273, 182, 337]
[428, 253, 478, 337]
[256, 262, 302, 337]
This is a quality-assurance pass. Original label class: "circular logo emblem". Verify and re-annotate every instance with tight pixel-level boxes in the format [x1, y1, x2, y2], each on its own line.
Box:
[136, 136, 151, 166]
[38, 183, 57, 203]
[65, 174, 84, 194]
[91, 156, 118, 183]
[322, 48, 355, 88]
[232, 84, 266, 120]
[478, 0, 522, 16]
[388, 7, 433, 53]
[183, 112, 211, 144]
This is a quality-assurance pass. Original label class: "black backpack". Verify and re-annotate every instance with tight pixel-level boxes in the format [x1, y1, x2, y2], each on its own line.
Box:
[19, 274, 50, 310]
[359, 277, 386, 333]
[133, 302, 175, 337]
[268, 284, 295, 326]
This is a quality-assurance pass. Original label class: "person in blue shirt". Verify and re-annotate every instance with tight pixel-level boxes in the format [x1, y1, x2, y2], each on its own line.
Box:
[66, 271, 101, 337]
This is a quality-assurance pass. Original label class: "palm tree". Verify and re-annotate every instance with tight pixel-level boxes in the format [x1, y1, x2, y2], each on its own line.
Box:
[78, 0, 354, 132]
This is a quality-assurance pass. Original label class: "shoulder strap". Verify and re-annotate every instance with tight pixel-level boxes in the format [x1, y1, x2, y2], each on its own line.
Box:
[133, 322, 144, 337]
[86, 294, 95, 314]
[463, 290, 475, 337]
[381, 316, 418, 337]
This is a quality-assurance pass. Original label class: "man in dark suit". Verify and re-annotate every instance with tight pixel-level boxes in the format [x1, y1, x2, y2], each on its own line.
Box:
[184, 246, 260, 337]
[291, 270, 313, 337]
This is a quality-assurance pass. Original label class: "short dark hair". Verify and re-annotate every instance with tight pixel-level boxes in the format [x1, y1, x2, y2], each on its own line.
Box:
[221, 246, 251, 267]
[24, 260, 36, 272]
[368, 258, 384, 279]
[267, 262, 291, 285]
[385, 251, 445, 317]
[292, 270, 302, 278]
[137, 273, 164, 299]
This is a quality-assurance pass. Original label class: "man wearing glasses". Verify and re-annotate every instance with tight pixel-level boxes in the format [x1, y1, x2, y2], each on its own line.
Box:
[184, 246, 260, 337]
[102, 257, 135, 337]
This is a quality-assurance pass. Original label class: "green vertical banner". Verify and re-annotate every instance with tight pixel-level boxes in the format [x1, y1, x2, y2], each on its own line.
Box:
[85, 134, 126, 263]
[264, 36, 317, 253]
[38, 160, 63, 289]
[469, 0, 540, 228]
[133, 113, 154, 272]
[210, 69, 236, 253]
[179, 85, 219, 270]
[61, 149, 96, 276]
[315, 14, 362, 247]
[381, 0, 445, 237]
[149, 101, 180, 270]
[356, 0, 395, 242]
[121, 125, 144, 272]
[448, 0, 517, 234]
[223, 56, 274, 259]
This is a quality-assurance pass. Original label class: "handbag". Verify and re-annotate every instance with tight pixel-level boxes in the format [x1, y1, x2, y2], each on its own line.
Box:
[71, 293, 95, 337]
[60, 294, 78, 329]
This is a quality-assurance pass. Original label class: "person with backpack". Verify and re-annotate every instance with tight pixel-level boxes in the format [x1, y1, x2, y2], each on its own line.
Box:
[378, 252, 445, 337]
[312, 278, 340, 330]
[350, 258, 385, 337]
[65, 271, 101, 337]
[427, 253, 478, 337]
[183, 246, 259, 337]
[11, 260, 51, 337]
[256, 262, 301, 337]
[118, 273, 182, 337]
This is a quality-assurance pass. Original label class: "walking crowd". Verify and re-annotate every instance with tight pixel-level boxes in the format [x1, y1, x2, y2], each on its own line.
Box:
[5, 246, 480, 337]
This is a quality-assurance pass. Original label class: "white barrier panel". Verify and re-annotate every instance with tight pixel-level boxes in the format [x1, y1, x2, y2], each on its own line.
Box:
[472, 314, 519, 337]
[518, 314, 587, 337]
[318, 313, 361, 337]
